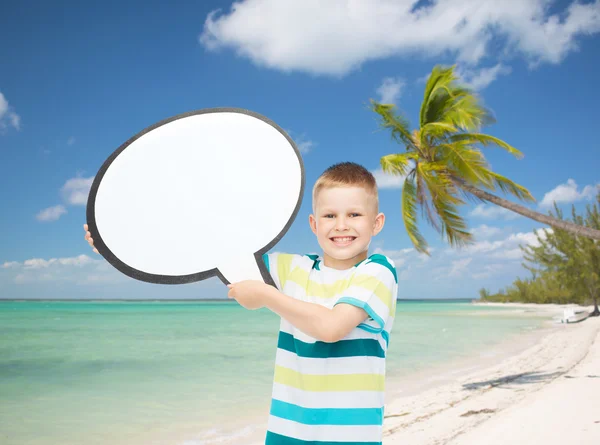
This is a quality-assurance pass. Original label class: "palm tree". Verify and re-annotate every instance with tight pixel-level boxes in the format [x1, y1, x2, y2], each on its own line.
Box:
[370, 64, 600, 255]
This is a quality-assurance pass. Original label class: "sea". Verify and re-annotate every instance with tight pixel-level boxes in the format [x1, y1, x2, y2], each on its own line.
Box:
[0, 300, 555, 445]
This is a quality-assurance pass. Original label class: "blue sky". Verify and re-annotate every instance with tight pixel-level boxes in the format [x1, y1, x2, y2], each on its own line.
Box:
[1, 0, 599, 300]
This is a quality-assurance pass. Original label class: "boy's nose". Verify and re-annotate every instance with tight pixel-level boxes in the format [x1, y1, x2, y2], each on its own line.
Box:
[335, 218, 349, 230]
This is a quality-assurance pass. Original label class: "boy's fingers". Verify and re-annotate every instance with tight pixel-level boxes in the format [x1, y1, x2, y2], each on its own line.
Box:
[83, 224, 88, 231]
[93, 248, 99, 254]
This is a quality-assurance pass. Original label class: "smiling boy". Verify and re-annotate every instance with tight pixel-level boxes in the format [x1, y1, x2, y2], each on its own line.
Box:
[227, 162, 398, 444]
[83, 162, 397, 444]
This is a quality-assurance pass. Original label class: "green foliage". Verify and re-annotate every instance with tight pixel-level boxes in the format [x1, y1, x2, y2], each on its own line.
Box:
[370, 64, 533, 254]
[481, 194, 600, 311]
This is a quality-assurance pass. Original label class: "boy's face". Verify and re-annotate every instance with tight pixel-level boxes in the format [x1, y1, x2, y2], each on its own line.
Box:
[309, 186, 385, 270]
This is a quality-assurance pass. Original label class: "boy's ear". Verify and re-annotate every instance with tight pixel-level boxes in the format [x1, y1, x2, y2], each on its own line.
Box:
[308, 214, 318, 235]
[373, 212, 385, 235]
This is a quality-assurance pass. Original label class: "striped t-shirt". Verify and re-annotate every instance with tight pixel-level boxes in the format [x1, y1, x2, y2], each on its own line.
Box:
[262, 252, 398, 445]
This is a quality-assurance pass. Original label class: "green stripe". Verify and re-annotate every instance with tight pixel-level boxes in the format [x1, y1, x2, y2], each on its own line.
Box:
[270, 399, 383, 425]
[277, 331, 385, 358]
[263, 253, 270, 272]
[266, 432, 381, 445]
[366, 254, 397, 283]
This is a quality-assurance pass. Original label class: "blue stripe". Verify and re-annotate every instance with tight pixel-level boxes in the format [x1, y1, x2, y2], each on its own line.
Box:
[277, 332, 385, 358]
[262, 253, 270, 272]
[335, 297, 385, 333]
[266, 432, 381, 445]
[270, 399, 383, 426]
[381, 329, 389, 346]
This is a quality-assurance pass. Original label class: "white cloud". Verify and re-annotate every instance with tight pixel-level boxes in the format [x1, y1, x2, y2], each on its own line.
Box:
[472, 263, 507, 279]
[1, 261, 19, 269]
[376, 77, 405, 104]
[285, 129, 316, 154]
[456, 63, 512, 90]
[61, 176, 94, 205]
[0, 91, 21, 132]
[22, 254, 94, 269]
[539, 179, 599, 208]
[199, 0, 600, 77]
[296, 136, 315, 154]
[448, 258, 472, 277]
[452, 227, 553, 259]
[36, 205, 67, 222]
[470, 224, 502, 239]
[3, 254, 123, 285]
[470, 204, 521, 220]
[36, 175, 94, 223]
[371, 167, 407, 189]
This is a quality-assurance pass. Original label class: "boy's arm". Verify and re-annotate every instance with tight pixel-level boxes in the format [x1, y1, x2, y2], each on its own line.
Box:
[263, 285, 368, 343]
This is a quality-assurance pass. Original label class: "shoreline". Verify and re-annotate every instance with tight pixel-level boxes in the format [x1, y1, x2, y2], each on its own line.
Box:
[231, 302, 597, 445]
[383, 303, 599, 444]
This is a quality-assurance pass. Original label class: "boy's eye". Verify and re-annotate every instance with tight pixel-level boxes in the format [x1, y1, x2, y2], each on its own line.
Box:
[350, 213, 361, 217]
[324, 214, 335, 218]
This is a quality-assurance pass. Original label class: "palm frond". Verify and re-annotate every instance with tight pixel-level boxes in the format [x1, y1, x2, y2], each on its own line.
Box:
[449, 133, 523, 159]
[370, 100, 415, 150]
[428, 188, 473, 248]
[420, 65, 494, 131]
[441, 91, 494, 132]
[437, 143, 493, 187]
[415, 167, 442, 233]
[415, 162, 472, 248]
[420, 65, 457, 128]
[380, 152, 417, 176]
[420, 122, 458, 143]
[402, 175, 430, 255]
[487, 171, 536, 203]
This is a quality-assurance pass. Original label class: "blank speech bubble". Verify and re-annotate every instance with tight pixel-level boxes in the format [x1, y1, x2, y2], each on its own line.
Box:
[86, 108, 304, 286]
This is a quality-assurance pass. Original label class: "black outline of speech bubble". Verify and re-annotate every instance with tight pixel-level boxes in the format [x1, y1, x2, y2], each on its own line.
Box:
[86, 108, 305, 287]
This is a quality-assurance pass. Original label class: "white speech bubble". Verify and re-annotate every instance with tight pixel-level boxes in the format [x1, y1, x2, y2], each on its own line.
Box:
[86, 108, 304, 286]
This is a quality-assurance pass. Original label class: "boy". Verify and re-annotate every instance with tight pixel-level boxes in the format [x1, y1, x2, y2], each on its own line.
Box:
[84, 162, 397, 444]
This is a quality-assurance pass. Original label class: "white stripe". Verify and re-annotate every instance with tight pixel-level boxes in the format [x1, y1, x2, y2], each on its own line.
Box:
[271, 383, 384, 409]
[275, 349, 385, 375]
[267, 415, 382, 442]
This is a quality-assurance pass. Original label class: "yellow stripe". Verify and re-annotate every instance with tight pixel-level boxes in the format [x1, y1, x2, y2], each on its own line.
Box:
[276, 254, 294, 288]
[285, 269, 393, 311]
[273, 365, 385, 392]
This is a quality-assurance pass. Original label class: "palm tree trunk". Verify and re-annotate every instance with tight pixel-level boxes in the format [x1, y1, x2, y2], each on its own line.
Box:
[591, 296, 600, 317]
[454, 179, 600, 240]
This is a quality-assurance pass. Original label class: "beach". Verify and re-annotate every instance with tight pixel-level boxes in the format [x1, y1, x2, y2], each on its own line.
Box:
[1, 300, 598, 445]
[383, 303, 600, 445]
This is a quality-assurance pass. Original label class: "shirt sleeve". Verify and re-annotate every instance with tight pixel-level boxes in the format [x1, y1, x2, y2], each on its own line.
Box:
[333, 255, 398, 334]
[261, 252, 297, 291]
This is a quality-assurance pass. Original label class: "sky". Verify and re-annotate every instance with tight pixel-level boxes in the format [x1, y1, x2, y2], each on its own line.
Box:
[0, 0, 599, 300]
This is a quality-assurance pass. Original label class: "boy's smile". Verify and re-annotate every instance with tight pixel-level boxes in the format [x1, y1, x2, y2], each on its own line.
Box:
[309, 186, 385, 270]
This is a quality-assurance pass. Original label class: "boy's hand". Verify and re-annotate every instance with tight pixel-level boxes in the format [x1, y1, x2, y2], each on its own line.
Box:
[227, 280, 272, 310]
[83, 224, 99, 254]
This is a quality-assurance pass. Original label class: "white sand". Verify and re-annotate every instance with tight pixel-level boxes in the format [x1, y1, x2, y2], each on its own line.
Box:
[241, 303, 599, 445]
[384, 304, 600, 445]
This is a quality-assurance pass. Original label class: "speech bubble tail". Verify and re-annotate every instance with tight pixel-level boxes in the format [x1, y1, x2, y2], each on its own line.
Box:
[218, 255, 265, 285]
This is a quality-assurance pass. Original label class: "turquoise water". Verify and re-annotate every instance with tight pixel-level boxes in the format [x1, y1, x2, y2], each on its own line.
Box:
[0, 300, 549, 445]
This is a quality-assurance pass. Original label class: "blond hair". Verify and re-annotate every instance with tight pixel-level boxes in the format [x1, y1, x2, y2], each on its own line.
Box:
[312, 162, 379, 211]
